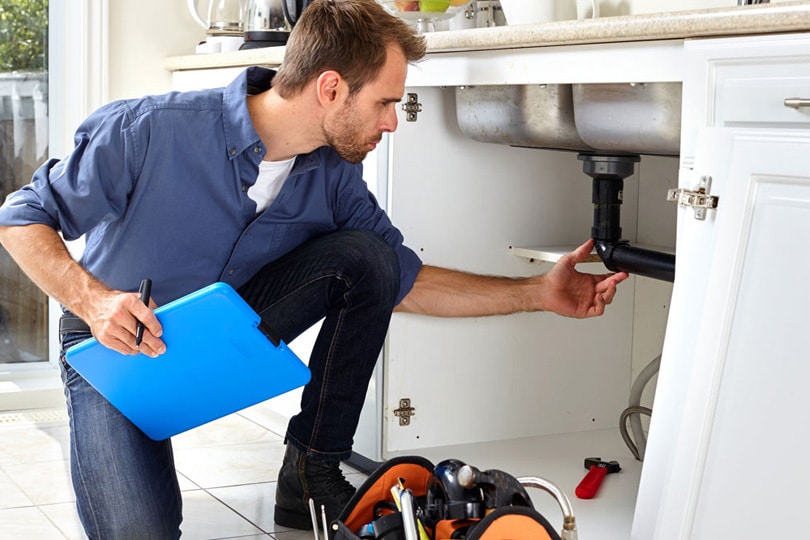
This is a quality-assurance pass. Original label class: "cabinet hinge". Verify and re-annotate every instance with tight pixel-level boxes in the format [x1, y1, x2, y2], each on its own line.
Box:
[401, 93, 422, 122]
[393, 398, 415, 426]
[667, 175, 719, 221]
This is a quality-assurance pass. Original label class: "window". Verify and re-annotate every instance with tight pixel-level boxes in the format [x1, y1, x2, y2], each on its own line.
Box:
[0, 0, 49, 366]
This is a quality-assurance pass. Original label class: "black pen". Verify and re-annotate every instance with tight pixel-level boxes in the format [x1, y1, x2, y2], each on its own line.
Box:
[135, 278, 151, 346]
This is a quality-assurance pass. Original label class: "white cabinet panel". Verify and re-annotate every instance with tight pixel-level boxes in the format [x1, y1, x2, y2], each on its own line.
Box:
[631, 161, 724, 540]
[635, 33, 810, 539]
[714, 59, 810, 129]
[652, 129, 810, 539]
[679, 32, 810, 164]
[691, 144, 810, 537]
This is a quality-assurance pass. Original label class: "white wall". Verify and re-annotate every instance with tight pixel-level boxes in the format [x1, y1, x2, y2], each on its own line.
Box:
[107, 0, 204, 101]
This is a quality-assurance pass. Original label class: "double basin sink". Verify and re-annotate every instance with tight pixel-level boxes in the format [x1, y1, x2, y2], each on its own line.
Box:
[455, 82, 682, 155]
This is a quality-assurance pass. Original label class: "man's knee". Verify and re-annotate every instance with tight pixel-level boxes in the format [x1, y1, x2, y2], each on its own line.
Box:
[339, 230, 398, 266]
[335, 230, 400, 301]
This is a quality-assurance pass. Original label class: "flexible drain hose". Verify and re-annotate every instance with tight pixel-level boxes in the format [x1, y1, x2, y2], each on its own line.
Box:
[620, 354, 661, 460]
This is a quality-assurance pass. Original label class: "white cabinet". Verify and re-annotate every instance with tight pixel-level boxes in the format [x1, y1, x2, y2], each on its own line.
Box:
[633, 33, 810, 540]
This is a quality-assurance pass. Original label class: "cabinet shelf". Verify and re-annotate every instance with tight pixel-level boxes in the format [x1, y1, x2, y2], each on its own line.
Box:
[511, 245, 603, 264]
[512, 244, 674, 265]
[387, 428, 641, 540]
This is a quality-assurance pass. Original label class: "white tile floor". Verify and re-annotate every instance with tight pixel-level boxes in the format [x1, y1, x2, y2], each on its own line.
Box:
[0, 404, 368, 539]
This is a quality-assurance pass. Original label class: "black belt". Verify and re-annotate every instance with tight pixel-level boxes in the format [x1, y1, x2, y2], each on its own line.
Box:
[59, 313, 91, 335]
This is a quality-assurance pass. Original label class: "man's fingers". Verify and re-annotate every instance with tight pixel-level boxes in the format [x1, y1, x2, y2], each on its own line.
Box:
[96, 324, 141, 356]
[593, 272, 629, 306]
[90, 294, 165, 356]
[130, 295, 162, 338]
[130, 303, 165, 357]
[595, 272, 629, 293]
[589, 292, 606, 317]
[567, 238, 596, 264]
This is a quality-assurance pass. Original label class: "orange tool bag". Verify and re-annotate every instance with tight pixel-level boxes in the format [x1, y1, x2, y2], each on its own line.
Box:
[330, 456, 571, 540]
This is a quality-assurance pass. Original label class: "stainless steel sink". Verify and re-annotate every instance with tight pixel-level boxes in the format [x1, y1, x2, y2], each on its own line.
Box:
[455, 84, 591, 152]
[572, 82, 682, 155]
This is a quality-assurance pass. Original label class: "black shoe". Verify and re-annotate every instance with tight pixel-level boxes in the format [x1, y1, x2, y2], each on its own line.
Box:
[274, 443, 357, 530]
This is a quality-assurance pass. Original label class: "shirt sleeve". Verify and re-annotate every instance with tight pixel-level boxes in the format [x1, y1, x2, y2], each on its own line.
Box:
[332, 159, 422, 305]
[0, 100, 141, 241]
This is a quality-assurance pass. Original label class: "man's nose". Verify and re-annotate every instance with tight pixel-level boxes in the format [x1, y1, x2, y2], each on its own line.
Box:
[381, 106, 398, 133]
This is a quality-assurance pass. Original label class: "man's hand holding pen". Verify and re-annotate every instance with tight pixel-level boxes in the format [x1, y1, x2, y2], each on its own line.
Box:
[81, 281, 166, 357]
[134, 278, 151, 346]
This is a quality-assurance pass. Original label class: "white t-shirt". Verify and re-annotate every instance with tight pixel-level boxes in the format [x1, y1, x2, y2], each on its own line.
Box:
[247, 157, 296, 213]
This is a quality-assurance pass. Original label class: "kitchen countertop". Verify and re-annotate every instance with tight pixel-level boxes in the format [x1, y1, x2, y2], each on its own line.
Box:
[164, 1, 810, 72]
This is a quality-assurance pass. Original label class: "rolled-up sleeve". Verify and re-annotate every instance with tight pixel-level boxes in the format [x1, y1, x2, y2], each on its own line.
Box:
[0, 101, 140, 241]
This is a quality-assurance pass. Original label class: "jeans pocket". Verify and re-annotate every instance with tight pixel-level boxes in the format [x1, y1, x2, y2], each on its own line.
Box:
[59, 332, 92, 370]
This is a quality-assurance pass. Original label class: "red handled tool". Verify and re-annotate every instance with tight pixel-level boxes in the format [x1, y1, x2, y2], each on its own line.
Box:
[575, 457, 621, 499]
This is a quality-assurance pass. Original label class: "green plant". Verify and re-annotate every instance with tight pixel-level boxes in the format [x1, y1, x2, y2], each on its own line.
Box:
[0, 0, 48, 72]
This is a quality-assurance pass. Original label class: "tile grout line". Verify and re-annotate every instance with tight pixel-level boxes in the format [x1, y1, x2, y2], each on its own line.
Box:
[204, 487, 273, 536]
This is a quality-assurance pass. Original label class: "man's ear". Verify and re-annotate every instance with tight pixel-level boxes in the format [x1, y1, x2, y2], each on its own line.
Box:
[316, 70, 343, 105]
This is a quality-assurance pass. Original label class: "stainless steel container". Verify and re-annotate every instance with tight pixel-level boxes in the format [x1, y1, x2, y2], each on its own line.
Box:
[455, 84, 591, 151]
[572, 82, 683, 156]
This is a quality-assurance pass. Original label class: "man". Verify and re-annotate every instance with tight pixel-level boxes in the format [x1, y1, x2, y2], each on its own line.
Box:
[0, 0, 627, 537]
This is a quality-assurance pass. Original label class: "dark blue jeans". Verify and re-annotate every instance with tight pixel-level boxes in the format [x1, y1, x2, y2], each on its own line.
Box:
[59, 230, 400, 539]
[237, 229, 399, 460]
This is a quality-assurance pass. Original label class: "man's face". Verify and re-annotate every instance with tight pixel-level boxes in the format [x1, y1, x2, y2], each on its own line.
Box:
[324, 45, 408, 164]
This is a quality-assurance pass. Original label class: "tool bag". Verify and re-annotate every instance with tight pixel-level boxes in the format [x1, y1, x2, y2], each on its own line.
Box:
[329, 456, 561, 540]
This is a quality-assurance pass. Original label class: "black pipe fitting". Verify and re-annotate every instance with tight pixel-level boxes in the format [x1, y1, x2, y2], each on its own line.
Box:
[578, 153, 675, 283]
[592, 176, 624, 243]
[594, 240, 675, 282]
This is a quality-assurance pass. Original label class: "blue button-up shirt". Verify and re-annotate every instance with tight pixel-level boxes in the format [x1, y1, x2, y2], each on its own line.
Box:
[0, 67, 422, 305]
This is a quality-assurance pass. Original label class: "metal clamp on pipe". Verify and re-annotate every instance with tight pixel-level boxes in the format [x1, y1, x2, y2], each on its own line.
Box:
[578, 153, 676, 283]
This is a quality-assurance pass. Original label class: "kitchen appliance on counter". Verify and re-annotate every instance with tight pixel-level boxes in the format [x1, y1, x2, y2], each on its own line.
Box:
[241, 0, 314, 49]
[188, 0, 245, 36]
[188, 0, 246, 52]
[473, 1, 506, 28]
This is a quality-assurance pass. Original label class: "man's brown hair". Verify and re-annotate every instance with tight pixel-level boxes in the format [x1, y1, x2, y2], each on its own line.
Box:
[272, 0, 426, 98]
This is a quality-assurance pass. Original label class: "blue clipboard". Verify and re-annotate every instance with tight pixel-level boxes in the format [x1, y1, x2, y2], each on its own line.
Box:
[65, 282, 310, 440]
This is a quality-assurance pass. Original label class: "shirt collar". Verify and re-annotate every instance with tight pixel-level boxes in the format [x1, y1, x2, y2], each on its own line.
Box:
[222, 66, 275, 160]
[222, 66, 328, 173]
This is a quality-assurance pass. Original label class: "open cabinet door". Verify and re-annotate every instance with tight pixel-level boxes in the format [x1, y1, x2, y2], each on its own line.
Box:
[648, 127, 810, 539]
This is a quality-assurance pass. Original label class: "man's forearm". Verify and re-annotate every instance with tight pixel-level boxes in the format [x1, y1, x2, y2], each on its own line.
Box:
[395, 241, 626, 320]
[394, 265, 543, 317]
[0, 224, 109, 320]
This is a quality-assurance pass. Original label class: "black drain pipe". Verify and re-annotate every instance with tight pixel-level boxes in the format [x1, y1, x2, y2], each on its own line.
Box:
[579, 153, 675, 283]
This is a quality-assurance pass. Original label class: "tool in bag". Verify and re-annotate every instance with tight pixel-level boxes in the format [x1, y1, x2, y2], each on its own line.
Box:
[309, 497, 331, 540]
[329, 456, 578, 540]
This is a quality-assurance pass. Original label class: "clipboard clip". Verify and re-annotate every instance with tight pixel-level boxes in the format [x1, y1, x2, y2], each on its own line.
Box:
[258, 319, 281, 347]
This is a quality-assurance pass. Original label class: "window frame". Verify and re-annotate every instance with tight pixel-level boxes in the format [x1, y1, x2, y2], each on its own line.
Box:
[0, 0, 108, 410]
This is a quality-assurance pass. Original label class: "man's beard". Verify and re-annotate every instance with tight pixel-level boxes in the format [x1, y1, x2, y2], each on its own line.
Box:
[324, 101, 379, 164]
